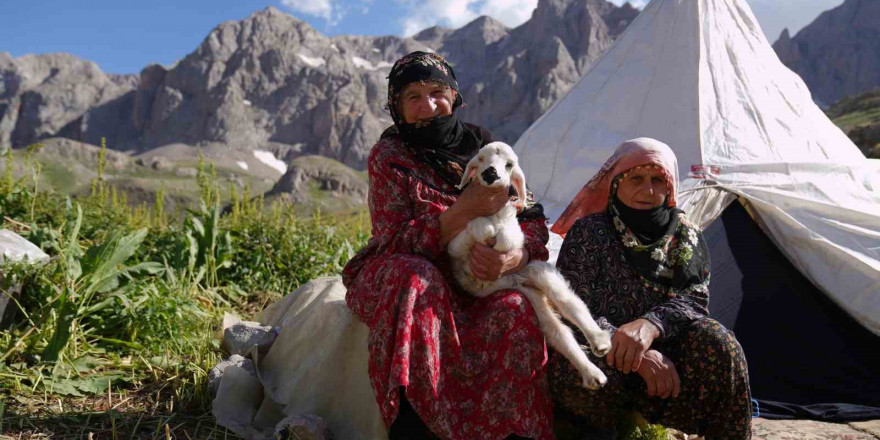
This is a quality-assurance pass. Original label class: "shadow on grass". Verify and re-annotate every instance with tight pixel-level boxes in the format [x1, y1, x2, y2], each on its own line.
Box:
[0, 409, 244, 440]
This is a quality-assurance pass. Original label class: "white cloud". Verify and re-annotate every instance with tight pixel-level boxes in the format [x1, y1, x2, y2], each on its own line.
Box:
[607, 0, 648, 8]
[608, 0, 843, 41]
[399, 0, 538, 36]
[281, 0, 374, 26]
[608, 0, 647, 5]
[476, 0, 538, 28]
[281, 0, 334, 21]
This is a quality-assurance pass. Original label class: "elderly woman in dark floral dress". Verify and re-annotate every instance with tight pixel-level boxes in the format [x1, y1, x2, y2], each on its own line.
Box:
[548, 138, 753, 440]
[343, 51, 554, 440]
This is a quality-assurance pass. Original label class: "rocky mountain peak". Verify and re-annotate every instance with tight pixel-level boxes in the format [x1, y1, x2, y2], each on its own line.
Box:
[520, 0, 637, 73]
[0, 53, 137, 148]
[773, 0, 880, 106]
[2, 1, 640, 172]
[604, 2, 640, 35]
[195, 6, 325, 64]
[449, 16, 509, 45]
[778, 28, 791, 42]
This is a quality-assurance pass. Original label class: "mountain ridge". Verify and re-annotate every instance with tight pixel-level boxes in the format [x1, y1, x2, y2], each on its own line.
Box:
[772, 0, 880, 107]
[0, 0, 638, 171]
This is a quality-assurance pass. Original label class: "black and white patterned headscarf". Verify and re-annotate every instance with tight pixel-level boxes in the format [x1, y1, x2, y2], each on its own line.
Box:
[381, 51, 487, 189]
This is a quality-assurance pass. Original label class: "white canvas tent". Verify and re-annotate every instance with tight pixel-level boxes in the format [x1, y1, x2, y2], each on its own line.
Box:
[514, 0, 880, 339]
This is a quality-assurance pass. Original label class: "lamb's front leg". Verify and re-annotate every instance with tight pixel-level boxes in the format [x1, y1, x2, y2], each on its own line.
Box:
[522, 262, 611, 357]
[518, 286, 608, 390]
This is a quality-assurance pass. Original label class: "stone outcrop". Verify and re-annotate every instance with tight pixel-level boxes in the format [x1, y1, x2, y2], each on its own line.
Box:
[0, 53, 138, 149]
[267, 155, 368, 206]
[0, 0, 638, 171]
[772, 0, 880, 107]
[441, 0, 638, 142]
[34, 137, 131, 170]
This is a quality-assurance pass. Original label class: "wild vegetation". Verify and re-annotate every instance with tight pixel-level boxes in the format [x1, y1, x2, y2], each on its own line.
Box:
[0, 140, 369, 438]
[827, 88, 880, 158]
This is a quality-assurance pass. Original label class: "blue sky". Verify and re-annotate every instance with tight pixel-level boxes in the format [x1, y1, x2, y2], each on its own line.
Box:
[1, 0, 844, 75]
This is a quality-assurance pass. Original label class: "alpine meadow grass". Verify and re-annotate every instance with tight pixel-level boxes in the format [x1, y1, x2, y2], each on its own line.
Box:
[0, 140, 369, 438]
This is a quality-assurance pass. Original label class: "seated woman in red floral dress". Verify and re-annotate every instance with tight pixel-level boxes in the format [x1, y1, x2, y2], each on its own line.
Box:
[342, 51, 554, 440]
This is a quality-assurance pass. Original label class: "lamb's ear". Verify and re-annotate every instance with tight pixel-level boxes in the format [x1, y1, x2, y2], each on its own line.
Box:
[457, 155, 480, 190]
[511, 164, 528, 210]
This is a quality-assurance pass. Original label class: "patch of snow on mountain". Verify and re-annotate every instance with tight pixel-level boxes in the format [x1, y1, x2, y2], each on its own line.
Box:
[352, 56, 393, 71]
[253, 150, 287, 174]
[236, 161, 249, 171]
[297, 53, 325, 67]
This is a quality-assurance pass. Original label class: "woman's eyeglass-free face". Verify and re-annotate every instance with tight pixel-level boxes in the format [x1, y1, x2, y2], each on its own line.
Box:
[616, 166, 669, 209]
[399, 81, 456, 124]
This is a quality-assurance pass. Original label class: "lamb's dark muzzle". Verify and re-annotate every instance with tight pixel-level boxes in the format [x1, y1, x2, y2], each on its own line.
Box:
[481, 167, 499, 185]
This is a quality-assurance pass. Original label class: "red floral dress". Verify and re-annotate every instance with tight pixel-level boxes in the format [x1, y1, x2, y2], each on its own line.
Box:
[342, 136, 555, 440]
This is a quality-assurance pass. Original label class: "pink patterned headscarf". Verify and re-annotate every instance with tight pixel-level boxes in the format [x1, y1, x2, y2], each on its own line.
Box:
[551, 138, 680, 237]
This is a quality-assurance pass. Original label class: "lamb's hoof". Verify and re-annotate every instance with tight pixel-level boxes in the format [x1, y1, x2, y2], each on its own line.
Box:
[581, 370, 608, 390]
[590, 331, 612, 357]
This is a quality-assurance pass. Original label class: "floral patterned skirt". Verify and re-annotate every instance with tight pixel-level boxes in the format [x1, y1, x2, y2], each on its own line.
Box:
[345, 253, 554, 440]
[550, 318, 752, 440]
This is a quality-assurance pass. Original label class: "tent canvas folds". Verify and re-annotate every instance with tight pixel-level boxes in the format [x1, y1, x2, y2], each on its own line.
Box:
[514, 0, 880, 420]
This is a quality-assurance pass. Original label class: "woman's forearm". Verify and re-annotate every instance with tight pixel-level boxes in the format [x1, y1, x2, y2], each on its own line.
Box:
[439, 205, 471, 246]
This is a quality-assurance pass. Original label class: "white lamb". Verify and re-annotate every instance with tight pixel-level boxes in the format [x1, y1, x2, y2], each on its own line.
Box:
[448, 142, 612, 390]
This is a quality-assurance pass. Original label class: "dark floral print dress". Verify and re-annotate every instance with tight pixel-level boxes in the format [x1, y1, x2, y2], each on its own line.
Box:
[550, 213, 753, 440]
[342, 135, 554, 440]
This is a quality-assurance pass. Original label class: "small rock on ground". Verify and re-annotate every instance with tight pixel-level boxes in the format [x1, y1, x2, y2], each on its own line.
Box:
[665, 419, 880, 440]
[208, 354, 256, 396]
[275, 413, 333, 440]
[223, 320, 279, 357]
[751, 418, 878, 440]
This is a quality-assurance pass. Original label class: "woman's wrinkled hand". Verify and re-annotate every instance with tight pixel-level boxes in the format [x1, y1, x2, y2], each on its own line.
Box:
[455, 182, 509, 220]
[606, 318, 660, 374]
[636, 349, 681, 399]
[470, 243, 528, 281]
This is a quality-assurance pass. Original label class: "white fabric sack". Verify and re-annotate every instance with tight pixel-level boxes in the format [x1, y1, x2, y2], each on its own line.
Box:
[0, 230, 49, 263]
[214, 276, 387, 440]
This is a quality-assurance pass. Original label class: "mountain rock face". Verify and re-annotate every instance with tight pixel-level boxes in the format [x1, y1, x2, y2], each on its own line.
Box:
[772, 0, 880, 107]
[0, 0, 638, 170]
[0, 53, 138, 149]
[444, 0, 638, 141]
[268, 155, 368, 205]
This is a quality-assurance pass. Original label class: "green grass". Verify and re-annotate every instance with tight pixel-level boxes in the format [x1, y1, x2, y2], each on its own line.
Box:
[832, 107, 880, 131]
[0, 141, 277, 217]
[826, 88, 880, 121]
[0, 141, 369, 438]
[827, 88, 880, 158]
